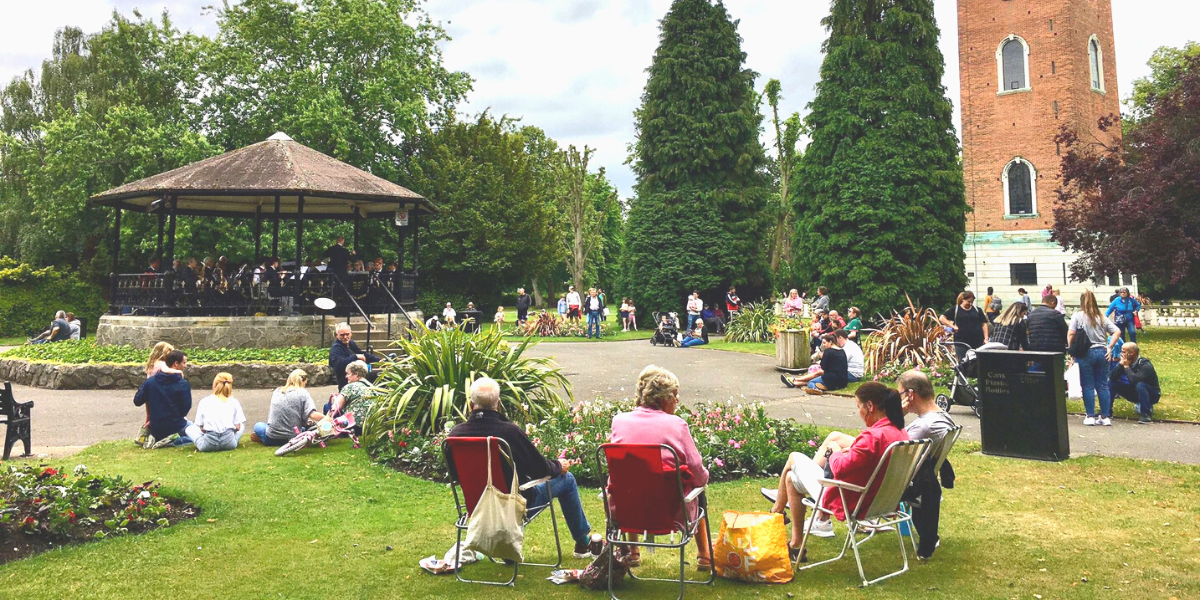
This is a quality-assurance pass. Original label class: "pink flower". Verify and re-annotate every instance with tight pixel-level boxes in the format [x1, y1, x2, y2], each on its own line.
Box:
[728, 439, 735, 446]
[713, 458, 725, 468]
[733, 442, 741, 449]
[808, 440, 817, 447]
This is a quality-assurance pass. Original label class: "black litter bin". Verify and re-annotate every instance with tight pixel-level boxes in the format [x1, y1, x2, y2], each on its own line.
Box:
[459, 310, 483, 334]
[977, 350, 1069, 461]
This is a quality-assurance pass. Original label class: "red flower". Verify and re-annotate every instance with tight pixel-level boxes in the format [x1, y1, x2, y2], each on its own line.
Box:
[40, 467, 58, 477]
[398, 441, 408, 448]
[22, 517, 34, 525]
[67, 511, 76, 524]
[137, 499, 146, 506]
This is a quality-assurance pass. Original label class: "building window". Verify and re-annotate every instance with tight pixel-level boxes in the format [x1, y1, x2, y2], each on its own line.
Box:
[1089, 36, 1105, 92]
[1107, 273, 1120, 287]
[1002, 158, 1037, 216]
[1122, 273, 1133, 286]
[1011, 263, 1038, 286]
[996, 36, 1030, 93]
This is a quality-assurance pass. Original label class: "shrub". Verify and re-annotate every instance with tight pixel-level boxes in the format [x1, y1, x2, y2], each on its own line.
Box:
[0, 257, 106, 337]
[0, 340, 328, 365]
[509, 312, 612, 338]
[863, 303, 953, 374]
[870, 360, 954, 390]
[364, 327, 571, 439]
[723, 301, 778, 343]
[372, 399, 822, 487]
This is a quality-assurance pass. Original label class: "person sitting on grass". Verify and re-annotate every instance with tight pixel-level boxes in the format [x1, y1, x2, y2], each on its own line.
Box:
[835, 329, 865, 383]
[329, 322, 378, 389]
[28, 310, 72, 344]
[897, 370, 956, 560]
[134, 350, 198, 449]
[1109, 342, 1160, 424]
[326, 361, 375, 425]
[192, 372, 246, 452]
[135, 341, 180, 446]
[253, 369, 324, 446]
[782, 333, 848, 395]
[448, 377, 602, 560]
[763, 382, 909, 554]
[680, 318, 708, 348]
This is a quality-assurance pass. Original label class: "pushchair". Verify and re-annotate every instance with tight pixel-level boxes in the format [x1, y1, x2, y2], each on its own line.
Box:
[650, 311, 680, 347]
[936, 341, 1006, 417]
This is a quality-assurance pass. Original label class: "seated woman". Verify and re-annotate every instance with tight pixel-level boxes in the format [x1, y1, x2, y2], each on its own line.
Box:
[680, 318, 708, 347]
[192, 372, 246, 452]
[765, 382, 909, 553]
[989, 302, 1029, 351]
[253, 369, 324, 446]
[327, 361, 375, 427]
[610, 365, 713, 571]
[782, 334, 848, 394]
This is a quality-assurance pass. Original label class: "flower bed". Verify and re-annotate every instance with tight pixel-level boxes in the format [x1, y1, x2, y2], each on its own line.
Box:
[508, 312, 613, 338]
[371, 400, 821, 487]
[0, 464, 196, 564]
[870, 360, 954, 389]
[0, 339, 328, 365]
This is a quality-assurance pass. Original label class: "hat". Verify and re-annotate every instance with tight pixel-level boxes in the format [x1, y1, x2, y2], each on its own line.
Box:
[446, 302, 452, 306]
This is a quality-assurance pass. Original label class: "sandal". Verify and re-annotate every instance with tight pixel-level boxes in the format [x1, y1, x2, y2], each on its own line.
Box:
[696, 557, 712, 572]
[627, 551, 641, 568]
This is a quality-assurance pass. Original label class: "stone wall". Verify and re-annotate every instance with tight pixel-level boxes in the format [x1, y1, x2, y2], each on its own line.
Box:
[94, 313, 420, 350]
[0, 359, 335, 390]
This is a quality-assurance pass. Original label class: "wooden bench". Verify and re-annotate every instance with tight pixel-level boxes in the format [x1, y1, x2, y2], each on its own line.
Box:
[0, 382, 33, 459]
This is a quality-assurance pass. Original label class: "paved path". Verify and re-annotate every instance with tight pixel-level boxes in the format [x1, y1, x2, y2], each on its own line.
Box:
[527, 340, 1200, 465]
[7, 339, 1199, 463]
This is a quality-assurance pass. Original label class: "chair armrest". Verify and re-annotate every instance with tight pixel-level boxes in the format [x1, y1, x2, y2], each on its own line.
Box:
[518, 476, 551, 491]
[684, 486, 706, 503]
[817, 478, 865, 493]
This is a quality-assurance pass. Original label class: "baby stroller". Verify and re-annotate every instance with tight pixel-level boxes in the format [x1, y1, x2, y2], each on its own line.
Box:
[936, 341, 1006, 417]
[650, 311, 680, 347]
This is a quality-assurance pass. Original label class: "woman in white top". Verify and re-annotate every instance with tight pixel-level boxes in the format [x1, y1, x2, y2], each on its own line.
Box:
[1068, 290, 1121, 426]
[192, 372, 246, 452]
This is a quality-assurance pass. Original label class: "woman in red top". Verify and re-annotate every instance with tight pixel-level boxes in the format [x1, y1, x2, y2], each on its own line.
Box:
[767, 382, 909, 550]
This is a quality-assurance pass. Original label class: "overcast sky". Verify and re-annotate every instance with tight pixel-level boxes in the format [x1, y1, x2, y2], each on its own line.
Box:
[1, 0, 1195, 198]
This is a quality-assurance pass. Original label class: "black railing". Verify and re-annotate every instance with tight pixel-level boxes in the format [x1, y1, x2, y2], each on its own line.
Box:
[110, 270, 418, 317]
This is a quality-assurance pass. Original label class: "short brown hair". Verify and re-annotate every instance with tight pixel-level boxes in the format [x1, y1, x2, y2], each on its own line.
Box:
[164, 350, 187, 368]
[1043, 295, 1058, 308]
[897, 370, 934, 400]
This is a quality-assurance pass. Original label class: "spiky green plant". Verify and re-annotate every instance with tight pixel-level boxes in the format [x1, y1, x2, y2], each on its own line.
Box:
[723, 301, 778, 343]
[863, 301, 953, 374]
[364, 327, 572, 443]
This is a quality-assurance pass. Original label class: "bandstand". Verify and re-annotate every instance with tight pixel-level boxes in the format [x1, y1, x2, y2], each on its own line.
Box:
[88, 132, 432, 350]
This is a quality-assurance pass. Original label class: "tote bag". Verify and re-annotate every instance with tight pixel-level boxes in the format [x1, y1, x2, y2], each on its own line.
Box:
[713, 511, 793, 584]
[463, 438, 526, 563]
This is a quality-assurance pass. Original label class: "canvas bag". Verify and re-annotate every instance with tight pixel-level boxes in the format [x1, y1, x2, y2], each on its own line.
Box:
[463, 439, 526, 563]
[713, 511, 793, 584]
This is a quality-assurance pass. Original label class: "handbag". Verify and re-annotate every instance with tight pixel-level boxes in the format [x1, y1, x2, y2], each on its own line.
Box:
[713, 511, 793, 584]
[463, 438, 526, 563]
[1133, 312, 1143, 330]
[1068, 327, 1093, 358]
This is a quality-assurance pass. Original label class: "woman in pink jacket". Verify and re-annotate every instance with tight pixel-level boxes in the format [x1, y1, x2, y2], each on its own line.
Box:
[610, 365, 712, 571]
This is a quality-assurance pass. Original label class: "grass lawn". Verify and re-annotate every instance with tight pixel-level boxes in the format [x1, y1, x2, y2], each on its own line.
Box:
[0, 336, 26, 346]
[2, 440, 1197, 598]
[699, 337, 774, 356]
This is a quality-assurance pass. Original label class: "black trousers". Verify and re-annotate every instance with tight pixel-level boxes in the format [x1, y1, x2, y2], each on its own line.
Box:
[903, 476, 942, 557]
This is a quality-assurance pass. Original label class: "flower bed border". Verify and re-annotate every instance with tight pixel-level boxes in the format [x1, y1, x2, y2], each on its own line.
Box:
[0, 358, 334, 390]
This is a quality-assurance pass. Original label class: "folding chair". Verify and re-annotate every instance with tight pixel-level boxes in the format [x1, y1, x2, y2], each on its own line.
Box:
[901, 425, 964, 556]
[596, 443, 715, 600]
[796, 439, 932, 587]
[442, 437, 563, 586]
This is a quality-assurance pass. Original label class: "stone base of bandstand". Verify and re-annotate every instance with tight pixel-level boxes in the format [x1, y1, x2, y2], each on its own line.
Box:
[95, 314, 417, 350]
[0, 359, 334, 390]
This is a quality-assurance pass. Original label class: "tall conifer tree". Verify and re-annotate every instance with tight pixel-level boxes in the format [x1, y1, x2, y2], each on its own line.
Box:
[795, 0, 967, 315]
[623, 0, 770, 312]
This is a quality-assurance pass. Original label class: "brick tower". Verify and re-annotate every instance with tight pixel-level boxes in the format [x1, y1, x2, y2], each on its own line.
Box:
[957, 0, 1132, 302]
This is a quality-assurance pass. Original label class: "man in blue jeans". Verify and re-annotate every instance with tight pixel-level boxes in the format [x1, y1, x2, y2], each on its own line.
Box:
[584, 288, 604, 339]
[447, 378, 601, 558]
[1109, 342, 1160, 424]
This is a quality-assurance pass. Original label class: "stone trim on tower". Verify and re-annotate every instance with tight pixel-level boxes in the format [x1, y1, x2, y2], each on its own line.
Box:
[1088, 34, 1106, 93]
[995, 34, 1032, 95]
[1002, 157, 1038, 218]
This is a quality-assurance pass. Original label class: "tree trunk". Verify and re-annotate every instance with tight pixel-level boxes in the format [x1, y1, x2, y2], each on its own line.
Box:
[531, 278, 544, 308]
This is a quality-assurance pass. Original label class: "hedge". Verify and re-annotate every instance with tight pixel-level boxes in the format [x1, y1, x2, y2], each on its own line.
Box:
[0, 340, 328, 365]
[0, 257, 107, 338]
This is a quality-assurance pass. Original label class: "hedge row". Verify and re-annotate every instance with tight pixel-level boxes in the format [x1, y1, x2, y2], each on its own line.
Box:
[0, 339, 329, 365]
[0, 257, 107, 338]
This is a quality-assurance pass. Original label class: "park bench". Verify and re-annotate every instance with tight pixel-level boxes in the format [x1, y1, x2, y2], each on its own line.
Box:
[0, 382, 34, 460]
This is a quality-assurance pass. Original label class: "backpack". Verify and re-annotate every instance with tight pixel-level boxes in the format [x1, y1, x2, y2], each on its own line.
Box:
[989, 296, 1002, 312]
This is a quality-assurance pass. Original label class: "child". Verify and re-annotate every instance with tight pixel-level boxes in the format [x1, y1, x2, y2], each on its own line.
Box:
[192, 372, 246, 452]
[494, 306, 506, 330]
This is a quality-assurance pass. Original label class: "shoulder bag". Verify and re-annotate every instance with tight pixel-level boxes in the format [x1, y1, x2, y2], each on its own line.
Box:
[463, 438, 527, 562]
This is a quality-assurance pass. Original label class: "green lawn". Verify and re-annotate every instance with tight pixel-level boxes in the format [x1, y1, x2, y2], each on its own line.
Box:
[699, 337, 774, 356]
[0, 336, 26, 347]
[2, 440, 1197, 598]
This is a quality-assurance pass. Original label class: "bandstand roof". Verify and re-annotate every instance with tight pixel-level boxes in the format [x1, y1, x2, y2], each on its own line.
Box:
[90, 132, 434, 220]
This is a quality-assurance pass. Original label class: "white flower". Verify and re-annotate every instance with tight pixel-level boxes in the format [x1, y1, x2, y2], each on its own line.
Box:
[73, 465, 88, 476]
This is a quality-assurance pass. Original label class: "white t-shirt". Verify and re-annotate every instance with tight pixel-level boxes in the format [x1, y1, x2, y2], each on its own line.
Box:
[586, 296, 601, 311]
[906, 410, 955, 444]
[1069, 312, 1119, 349]
[443, 307, 456, 321]
[841, 340, 865, 378]
[566, 291, 581, 306]
[194, 395, 246, 434]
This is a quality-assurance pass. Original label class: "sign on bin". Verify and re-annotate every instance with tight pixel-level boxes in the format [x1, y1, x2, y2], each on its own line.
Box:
[978, 350, 1069, 461]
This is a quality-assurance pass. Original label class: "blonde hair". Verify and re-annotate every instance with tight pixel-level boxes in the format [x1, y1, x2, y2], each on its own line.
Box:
[996, 302, 1028, 327]
[146, 342, 175, 375]
[281, 369, 308, 392]
[211, 372, 233, 400]
[1078, 290, 1103, 324]
[635, 365, 679, 410]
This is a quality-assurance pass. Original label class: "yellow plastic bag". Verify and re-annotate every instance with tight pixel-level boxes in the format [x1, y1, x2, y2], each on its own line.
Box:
[713, 510, 792, 584]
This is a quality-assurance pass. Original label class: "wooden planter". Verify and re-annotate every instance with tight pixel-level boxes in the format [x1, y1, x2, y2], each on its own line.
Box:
[775, 329, 810, 372]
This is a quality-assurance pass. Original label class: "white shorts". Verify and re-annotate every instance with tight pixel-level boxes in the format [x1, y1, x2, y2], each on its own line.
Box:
[788, 452, 825, 501]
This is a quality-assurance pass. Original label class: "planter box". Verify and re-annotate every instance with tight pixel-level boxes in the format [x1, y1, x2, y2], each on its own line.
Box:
[775, 330, 811, 372]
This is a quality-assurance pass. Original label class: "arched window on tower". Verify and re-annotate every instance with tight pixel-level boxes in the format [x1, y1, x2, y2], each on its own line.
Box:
[1003, 158, 1037, 216]
[997, 36, 1030, 93]
[1089, 36, 1105, 92]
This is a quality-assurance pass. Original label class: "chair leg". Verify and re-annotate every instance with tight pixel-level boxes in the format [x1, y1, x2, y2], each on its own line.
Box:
[522, 501, 563, 568]
[857, 518, 914, 587]
[797, 509, 853, 572]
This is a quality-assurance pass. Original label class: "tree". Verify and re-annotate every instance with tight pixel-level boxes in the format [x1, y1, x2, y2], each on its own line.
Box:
[794, 0, 966, 316]
[1053, 54, 1200, 296]
[557, 145, 603, 292]
[590, 171, 624, 291]
[763, 78, 804, 276]
[1127, 42, 1200, 124]
[623, 0, 771, 313]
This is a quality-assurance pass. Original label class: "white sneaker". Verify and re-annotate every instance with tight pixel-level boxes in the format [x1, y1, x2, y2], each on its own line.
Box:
[1101, 417, 1113, 426]
[1083, 416, 1097, 426]
[807, 517, 834, 538]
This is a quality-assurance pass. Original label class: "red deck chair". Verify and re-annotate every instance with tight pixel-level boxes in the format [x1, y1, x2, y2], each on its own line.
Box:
[596, 443, 714, 600]
[442, 436, 562, 586]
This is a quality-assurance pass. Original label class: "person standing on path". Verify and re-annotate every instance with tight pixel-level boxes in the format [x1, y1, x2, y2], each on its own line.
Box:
[1018, 288, 1033, 311]
[584, 288, 604, 339]
[566, 286, 582, 323]
[597, 288, 607, 321]
[686, 291, 703, 332]
[726, 286, 742, 319]
[983, 287, 1001, 323]
[939, 291, 989, 360]
[515, 287, 532, 326]
[557, 294, 568, 320]
[1069, 290, 1121, 427]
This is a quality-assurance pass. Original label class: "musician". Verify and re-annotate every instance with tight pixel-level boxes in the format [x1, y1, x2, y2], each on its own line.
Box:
[323, 236, 355, 280]
[146, 257, 162, 274]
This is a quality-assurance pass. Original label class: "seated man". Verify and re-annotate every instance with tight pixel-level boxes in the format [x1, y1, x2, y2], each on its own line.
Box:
[835, 329, 865, 383]
[897, 370, 956, 560]
[133, 350, 200, 449]
[29, 311, 73, 344]
[448, 377, 601, 559]
[442, 302, 457, 326]
[781, 334, 848, 395]
[1109, 342, 1159, 424]
[329, 322, 378, 389]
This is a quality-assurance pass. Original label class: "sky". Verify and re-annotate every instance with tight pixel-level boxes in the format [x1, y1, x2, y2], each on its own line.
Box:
[1, 0, 1196, 198]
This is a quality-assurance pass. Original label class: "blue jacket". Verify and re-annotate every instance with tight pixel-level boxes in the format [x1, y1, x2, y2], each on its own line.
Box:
[1106, 296, 1141, 319]
[133, 371, 192, 439]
